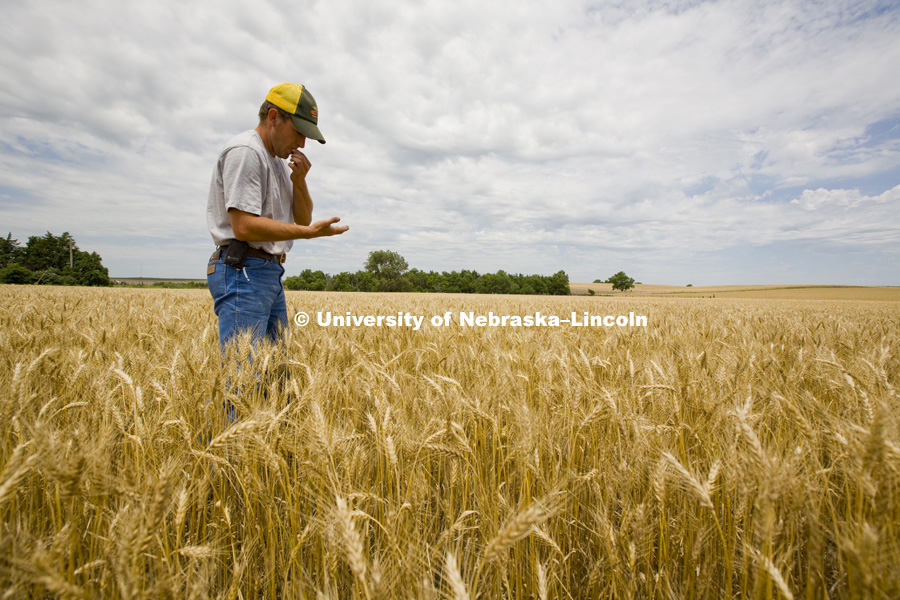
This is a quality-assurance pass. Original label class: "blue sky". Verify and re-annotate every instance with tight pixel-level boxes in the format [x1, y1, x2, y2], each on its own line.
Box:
[1, 0, 899, 285]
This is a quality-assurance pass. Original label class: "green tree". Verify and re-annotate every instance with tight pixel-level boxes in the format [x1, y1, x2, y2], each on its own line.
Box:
[457, 270, 479, 293]
[365, 249, 408, 278]
[547, 270, 571, 295]
[72, 251, 110, 286]
[403, 268, 427, 292]
[355, 271, 377, 292]
[608, 271, 635, 292]
[475, 271, 514, 294]
[424, 271, 444, 293]
[376, 275, 413, 293]
[524, 274, 549, 295]
[284, 269, 327, 291]
[0, 233, 22, 268]
[282, 275, 303, 290]
[365, 250, 412, 292]
[330, 271, 361, 292]
[8, 232, 109, 286]
[22, 232, 74, 271]
[0, 264, 33, 284]
[440, 271, 461, 293]
[35, 267, 77, 286]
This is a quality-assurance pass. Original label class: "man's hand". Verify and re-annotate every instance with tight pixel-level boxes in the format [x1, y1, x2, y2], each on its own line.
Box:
[228, 209, 348, 241]
[309, 216, 350, 238]
[289, 149, 311, 181]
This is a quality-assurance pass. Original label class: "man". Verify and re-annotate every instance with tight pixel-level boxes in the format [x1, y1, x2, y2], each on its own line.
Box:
[207, 83, 348, 349]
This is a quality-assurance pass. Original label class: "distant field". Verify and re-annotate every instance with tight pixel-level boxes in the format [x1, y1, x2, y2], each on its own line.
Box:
[571, 282, 900, 301]
[111, 277, 899, 301]
[113, 277, 207, 286]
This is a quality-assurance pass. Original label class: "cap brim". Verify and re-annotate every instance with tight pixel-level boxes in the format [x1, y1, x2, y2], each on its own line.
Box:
[291, 115, 326, 144]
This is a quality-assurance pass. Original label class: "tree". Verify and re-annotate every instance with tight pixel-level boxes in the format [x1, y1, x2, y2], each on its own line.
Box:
[423, 270, 444, 293]
[0, 264, 33, 284]
[608, 271, 635, 292]
[22, 232, 74, 272]
[376, 275, 413, 293]
[547, 270, 571, 295]
[365, 250, 408, 277]
[0, 233, 22, 268]
[330, 271, 362, 292]
[37, 267, 77, 286]
[365, 250, 412, 292]
[284, 269, 327, 291]
[475, 271, 514, 294]
[1, 231, 109, 286]
[441, 269, 479, 294]
[72, 251, 110, 286]
[403, 268, 427, 292]
[523, 274, 548, 295]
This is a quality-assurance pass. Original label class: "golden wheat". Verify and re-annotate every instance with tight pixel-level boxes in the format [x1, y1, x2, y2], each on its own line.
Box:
[0, 285, 898, 598]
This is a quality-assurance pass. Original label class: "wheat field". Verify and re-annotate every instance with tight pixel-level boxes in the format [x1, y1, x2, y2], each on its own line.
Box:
[1, 285, 898, 599]
[569, 283, 900, 302]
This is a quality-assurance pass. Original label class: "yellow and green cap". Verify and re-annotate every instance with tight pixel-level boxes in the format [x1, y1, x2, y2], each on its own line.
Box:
[265, 83, 325, 144]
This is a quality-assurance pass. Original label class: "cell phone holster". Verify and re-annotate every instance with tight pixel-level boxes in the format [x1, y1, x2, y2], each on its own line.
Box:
[223, 240, 249, 269]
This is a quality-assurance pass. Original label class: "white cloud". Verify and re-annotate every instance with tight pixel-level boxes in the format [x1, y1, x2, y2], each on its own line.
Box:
[1, 0, 898, 284]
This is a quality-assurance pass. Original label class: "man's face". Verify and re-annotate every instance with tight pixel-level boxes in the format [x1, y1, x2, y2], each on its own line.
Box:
[271, 112, 307, 158]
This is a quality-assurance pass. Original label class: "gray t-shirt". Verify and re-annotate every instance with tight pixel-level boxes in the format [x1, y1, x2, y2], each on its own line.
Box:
[206, 129, 293, 256]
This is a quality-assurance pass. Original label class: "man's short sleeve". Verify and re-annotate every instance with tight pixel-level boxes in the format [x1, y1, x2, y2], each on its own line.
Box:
[221, 145, 265, 216]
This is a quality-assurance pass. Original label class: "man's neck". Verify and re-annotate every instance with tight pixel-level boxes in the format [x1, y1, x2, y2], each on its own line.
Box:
[255, 124, 275, 157]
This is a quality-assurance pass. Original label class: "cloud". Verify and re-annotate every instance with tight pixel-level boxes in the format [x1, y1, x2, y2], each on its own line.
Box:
[0, 0, 898, 284]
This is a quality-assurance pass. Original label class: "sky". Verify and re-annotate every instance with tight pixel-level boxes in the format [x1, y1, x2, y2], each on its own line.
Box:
[1, 0, 899, 286]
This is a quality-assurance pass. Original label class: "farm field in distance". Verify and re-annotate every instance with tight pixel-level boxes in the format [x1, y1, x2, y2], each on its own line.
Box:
[570, 282, 900, 301]
[1, 284, 898, 599]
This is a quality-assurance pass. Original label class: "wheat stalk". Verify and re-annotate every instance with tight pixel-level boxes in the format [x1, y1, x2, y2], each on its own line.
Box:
[482, 496, 560, 564]
[335, 496, 368, 583]
[445, 551, 470, 600]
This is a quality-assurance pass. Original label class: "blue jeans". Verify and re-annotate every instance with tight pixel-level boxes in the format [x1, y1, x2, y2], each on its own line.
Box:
[207, 250, 288, 350]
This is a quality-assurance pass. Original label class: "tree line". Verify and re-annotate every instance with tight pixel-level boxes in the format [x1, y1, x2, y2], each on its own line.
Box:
[0, 232, 110, 286]
[284, 249, 571, 295]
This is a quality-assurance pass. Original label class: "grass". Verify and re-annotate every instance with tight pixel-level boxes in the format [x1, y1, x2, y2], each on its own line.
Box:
[1, 285, 898, 598]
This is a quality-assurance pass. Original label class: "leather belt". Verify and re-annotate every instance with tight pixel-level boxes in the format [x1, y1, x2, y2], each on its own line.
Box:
[215, 244, 286, 264]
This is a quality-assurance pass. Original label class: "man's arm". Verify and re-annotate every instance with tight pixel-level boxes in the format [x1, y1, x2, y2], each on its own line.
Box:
[289, 149, 313, 226]
[227, 147, 347, 242]
[229, 209, 348, 242]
